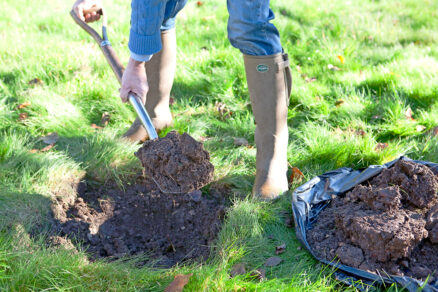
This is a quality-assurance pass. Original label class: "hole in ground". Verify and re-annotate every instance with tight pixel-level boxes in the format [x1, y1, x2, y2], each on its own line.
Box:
[48, 175, 228, 267]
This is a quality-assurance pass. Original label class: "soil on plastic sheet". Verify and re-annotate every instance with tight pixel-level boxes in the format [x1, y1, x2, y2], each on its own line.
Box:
[308, 160, 438, 282]
[50, 177, 227, 267]
[135, 131, 214, 194]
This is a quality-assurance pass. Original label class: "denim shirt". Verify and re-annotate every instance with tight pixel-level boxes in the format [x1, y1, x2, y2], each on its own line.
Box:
[128, 0, 282, 60]
[128, 0, 186, 58]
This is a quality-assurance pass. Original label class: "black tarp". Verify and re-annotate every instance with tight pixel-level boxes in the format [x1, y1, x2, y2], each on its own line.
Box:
[292, 156, 438, 291]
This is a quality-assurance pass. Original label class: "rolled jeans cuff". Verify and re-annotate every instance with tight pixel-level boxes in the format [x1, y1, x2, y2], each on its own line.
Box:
[128, 29, 162, 56]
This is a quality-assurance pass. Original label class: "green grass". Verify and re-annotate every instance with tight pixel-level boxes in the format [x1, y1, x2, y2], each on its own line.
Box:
[1, 0, 437, 290]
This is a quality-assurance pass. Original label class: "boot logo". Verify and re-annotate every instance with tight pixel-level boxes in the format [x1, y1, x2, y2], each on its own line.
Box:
[256, 64, 269, 72]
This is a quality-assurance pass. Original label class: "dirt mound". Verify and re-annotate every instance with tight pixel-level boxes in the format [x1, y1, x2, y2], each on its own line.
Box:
[136, 131, 214, 194]
[308, 160, 438, 281]
[371, 159, 438, 209]
[51, 177, 226, 267]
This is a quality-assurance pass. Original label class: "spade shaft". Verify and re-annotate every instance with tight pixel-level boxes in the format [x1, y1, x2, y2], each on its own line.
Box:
[128, 94, 158, 139]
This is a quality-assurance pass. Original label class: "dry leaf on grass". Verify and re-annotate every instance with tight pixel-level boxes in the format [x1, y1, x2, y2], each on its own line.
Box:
[202, 15, 216, 21]
[337, 55, 345, 64]
[433, 126, 438, 136]
[328, 64, 341, 71]
[28, 78, 43, 86]
[250, 268, 266, 281]
[230, 263, 246, 278]
[215, 102, 232, 119]
[285, 216, 293, 228]
[264, 256, 282, 267]
[41, 132, 59, 144]
[198, 136, 210, 142]
[100, 112, 110, 126]
[233, 157, 242, 165]
[289, 167, 304, 184]
[416, 125, 426, 132]
[275, 243, 286, 255]
[196, 1, 203, 7]
[164, 273, 193, 292]
[335, 100, 345, 107]
[233, 137, 248, 147]
[29, 144, 55, 153]
[215, 102, 227, 114]
[91, 123, 103, 129]
[305, 77, 317, 83]
[405, 107, 414, 121]
[375, 142, 388, 151]
[17, 101, 31, 109]
[19, 113, 28, 121]
[41, 144, 55, 152]
[354, 129, 366, 137]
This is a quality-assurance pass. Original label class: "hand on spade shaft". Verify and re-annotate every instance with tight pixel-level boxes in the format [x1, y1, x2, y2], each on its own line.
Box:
[120, 57, 148, 105]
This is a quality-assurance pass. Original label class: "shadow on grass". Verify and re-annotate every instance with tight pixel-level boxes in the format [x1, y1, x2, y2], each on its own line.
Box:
[365, 77, 436, 109]
[171, 79, 212, 105]
[0, 70, 20, 87]
[171, 66, 248, 105]
[0, 190, 54, 234]
[53, 133, 140, 184]
[326, 74, 437, 112]
[0, 70, 23, 98]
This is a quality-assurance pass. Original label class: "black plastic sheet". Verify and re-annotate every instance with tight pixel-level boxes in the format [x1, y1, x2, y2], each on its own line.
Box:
[292, 156, 438, 292]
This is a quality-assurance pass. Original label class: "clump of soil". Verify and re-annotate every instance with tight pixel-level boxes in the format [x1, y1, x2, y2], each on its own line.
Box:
[308, 160, 438, 281]
[51, 177, 226, 267]
[135, 131, 214, 194]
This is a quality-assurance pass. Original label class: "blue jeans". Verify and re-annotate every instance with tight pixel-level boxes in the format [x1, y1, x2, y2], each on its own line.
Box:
[129, 0, 282, 56]
[160, 0, 188, 31]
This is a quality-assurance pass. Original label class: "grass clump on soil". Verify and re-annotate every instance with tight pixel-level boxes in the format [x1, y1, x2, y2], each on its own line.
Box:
[1, 0, 438, 290]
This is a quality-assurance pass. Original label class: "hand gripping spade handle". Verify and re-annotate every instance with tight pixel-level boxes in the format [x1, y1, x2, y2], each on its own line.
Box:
[70, 6, 158, 140]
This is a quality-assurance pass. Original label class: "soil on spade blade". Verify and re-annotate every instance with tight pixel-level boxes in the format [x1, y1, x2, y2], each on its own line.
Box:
[308, 160, 438, 282]
[50, 177, 227, 267]
[135, 131, 214, 194]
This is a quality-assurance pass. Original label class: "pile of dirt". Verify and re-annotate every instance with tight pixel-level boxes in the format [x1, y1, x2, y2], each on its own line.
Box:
[308, 160, 438, 281]
[50, 177, 226, 267]
[135, 131, 214, 194]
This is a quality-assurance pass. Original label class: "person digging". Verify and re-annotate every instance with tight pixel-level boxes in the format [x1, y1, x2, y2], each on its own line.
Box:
[72, 0, 292, 200]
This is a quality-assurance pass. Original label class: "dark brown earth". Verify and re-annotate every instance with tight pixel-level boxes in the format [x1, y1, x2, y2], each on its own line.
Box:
[308, 160, 438, 281]
[135, 131, 214, 194]
[50, 177, 226, 267]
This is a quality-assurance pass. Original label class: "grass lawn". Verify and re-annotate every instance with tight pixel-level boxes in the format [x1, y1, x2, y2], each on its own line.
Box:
[1, 0, 438, 290]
